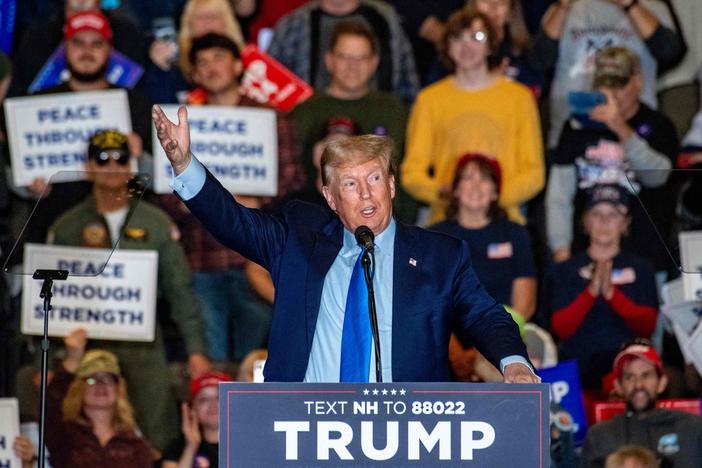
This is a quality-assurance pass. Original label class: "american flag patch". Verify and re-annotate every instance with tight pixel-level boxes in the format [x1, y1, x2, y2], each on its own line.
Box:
[487, 242, 513, 259]
[611, 267, 636, 285]
[409, 258, 417, 267]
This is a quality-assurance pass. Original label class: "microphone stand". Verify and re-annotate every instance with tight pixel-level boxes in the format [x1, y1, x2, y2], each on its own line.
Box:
[33, 269, 68, 468]
[361, 249, 382, 382]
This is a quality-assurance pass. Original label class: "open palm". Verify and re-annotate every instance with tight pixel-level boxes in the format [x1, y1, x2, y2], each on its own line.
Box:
[152, 104, 192, 175]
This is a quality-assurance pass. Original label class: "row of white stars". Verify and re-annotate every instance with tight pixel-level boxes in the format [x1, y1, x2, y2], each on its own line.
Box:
[362, 388, 406, 396]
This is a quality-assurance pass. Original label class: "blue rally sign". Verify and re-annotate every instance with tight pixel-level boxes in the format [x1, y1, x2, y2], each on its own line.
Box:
[538, 360, 588, 445]
[220, 382, 550, 467]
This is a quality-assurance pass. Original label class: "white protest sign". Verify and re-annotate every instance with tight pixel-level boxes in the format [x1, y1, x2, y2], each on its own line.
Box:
[4, 90, 132, 187]
[152, 105, 278, 195]
[674, 323, 694, 364]
[661, 277, 684, 306]
[21, 244, 157, 341]
[19, 423, 49, 468]
[685, 323, 702, 376]
[0, 399, 20, 468]
[680, 231, 702, 301]
[661, 278, 698, 363]
[662, 301, 702, 336]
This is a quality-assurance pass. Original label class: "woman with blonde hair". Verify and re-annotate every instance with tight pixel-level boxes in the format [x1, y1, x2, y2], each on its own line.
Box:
[178, 0, 245, 78]
[45, 329, 152, 468]
[145, 0, 245, 103]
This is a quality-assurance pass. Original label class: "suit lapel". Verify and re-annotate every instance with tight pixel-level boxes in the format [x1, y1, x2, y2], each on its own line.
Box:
[305, 217, 343, 351]
[391, 222, 421, 380]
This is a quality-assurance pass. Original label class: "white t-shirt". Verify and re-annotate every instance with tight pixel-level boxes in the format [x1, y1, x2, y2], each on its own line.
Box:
[103, 206, 129, 245]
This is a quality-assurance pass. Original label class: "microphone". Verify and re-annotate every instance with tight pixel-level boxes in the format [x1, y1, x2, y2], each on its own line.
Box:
[354, 225, 375, 253]
[354, 224, 382, 382]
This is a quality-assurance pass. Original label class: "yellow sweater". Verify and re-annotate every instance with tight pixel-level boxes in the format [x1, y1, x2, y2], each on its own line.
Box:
[401, 76, 544, 224]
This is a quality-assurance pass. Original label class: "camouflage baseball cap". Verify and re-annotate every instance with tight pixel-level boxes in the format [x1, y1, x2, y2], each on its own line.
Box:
[593, 47, 639, 89]
[75, 349, 121, 379]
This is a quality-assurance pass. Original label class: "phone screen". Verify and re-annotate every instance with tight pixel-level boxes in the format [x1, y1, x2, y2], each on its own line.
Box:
[568, 91, 607, 130]
[568, 91, 606, 115]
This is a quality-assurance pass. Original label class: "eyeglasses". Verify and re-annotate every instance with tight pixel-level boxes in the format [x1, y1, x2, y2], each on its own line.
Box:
[93, 150, 130, 166]
[84, 374, 118, 386]
[450, 30, 488, 44]
[331, 52, 374, 63]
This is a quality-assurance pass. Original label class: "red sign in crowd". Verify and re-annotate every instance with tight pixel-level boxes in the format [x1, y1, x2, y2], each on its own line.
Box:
[240, 45, 314, 113]
[593, 399, 702, 423]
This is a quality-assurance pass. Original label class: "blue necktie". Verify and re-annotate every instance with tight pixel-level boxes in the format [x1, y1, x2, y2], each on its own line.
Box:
[340, 250, 372, 382]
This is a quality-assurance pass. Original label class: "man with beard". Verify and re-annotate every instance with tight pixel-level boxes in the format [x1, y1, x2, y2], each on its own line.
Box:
[583, 341, 702, 467]
[37, 10, 152, 150]
[18, 11, 153, 245]
[9, 0, 147, 98]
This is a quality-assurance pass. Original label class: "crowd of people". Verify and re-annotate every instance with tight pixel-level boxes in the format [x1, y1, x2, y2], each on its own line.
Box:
[1, 0, 702, 466]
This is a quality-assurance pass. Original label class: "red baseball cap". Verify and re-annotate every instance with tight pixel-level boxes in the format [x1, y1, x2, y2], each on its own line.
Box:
[454, 153, 502, 194]
[613, 343, 663, 379]
[190, 371, 232, 401]
[65, 12, 113, 41]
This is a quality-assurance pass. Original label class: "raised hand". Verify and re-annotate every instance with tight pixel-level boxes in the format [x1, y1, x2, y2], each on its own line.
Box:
[181, 402, 202, 449]
[28, 177, 51, 199]
[63, 328, 88, 373]
[589, 89, 632, 140]
[187, 353, 211, 379]
[152, 105, 191, 175]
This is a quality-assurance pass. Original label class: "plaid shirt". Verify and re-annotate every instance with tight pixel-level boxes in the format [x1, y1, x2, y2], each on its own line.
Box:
[159, 95, 305, 272]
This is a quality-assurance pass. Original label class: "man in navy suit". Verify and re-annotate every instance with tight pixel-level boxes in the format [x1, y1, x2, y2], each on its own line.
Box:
[152, 105, 538, 384]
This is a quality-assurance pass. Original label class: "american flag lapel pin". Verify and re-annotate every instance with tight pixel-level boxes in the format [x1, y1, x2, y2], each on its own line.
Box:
[409, 258, 417, 267]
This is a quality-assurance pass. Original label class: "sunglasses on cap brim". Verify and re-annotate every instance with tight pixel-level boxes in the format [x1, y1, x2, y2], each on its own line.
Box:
[93, 150, 130, 166]
[84, 373, 119, 386]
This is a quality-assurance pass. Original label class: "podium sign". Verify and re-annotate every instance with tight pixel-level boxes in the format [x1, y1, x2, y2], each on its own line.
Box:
[220, 382, 550, 467]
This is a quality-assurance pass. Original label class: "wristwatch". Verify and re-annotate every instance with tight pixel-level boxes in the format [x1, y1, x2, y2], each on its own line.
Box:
[623, 0, 638, 12]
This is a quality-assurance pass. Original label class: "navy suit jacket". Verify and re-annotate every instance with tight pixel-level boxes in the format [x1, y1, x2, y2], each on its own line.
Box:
[184, 170, 528, 382]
